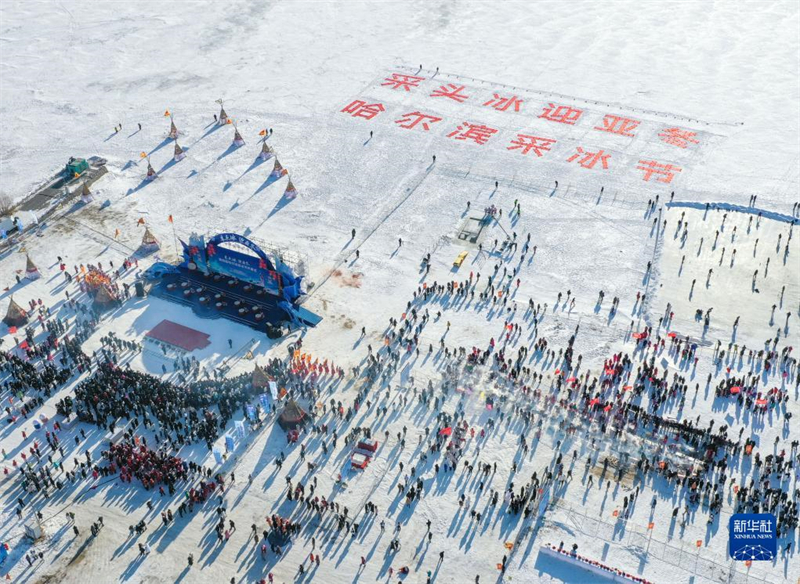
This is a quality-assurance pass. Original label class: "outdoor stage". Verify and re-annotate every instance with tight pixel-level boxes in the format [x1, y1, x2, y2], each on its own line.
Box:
[144, 232, 321, 336]
[150, 269, 291, 335]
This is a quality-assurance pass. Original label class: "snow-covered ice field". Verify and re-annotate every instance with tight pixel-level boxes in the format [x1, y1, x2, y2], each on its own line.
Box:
[0, 1, 799, 583]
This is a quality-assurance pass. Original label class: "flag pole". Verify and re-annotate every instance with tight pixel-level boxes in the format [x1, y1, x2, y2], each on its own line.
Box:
[171, 216, 178, 256]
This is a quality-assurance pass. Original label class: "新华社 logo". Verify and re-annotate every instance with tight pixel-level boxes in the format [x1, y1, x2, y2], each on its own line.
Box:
[729, 513, 776, 561]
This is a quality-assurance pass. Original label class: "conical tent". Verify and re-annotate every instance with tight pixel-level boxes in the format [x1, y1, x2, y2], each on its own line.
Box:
[259, 141, 273, 160]
[271, 159, 286, 177]
[168, 120, 179, 139]
[252, 364, 270, 389]
[3, 297, 28, 327]
[278, 398, 308, 430]
[174, 141, 186, 162]
[218, 107, 228, 125]
[284, 179, 297, 200]
[140, 226, 160, 250]
[25, 255, 40, 280]
[93, 285, 118, 308]
[81, 181, 93, 203]
[146, 161, 157, 181]
[232, 129, 245, 146]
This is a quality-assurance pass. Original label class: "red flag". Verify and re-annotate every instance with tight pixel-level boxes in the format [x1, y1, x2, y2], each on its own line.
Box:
[438, 427, 452, 436]
[8, 326, 16, 334]
[168, 215, 174, 223]
[19, 340, 29, 350]
[259, 129, 267, 136]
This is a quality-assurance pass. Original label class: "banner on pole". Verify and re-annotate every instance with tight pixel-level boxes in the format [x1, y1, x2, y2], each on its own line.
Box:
[234, 420, 246, 439]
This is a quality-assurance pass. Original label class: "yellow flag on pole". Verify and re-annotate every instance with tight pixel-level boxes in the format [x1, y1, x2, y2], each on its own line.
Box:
[140, 152, 147, 158]
[164, 110, 171, 117]
[259, 129, 266, 136]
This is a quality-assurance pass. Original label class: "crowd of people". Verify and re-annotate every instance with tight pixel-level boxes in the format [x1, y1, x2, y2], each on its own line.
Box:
[104, 439, 188, 490]
[57, 363, 252, 451]
[1, 202, 797, 583]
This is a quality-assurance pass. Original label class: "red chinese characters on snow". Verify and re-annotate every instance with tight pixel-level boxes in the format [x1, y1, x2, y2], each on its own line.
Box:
[342, 73, 707, 184]
[430, 84, 470, 103]
[340, 100, 385, 120]
[483, 93, 524, 112]
[447, 122, 498, 145]
[567, 147, 611, 170]
[381, 73, 426, 92]
[594, 114, 640, 137]
[507, 134, 556, 157]
[658, 127, 700, 148]
[395, 111, 443, 131]
[637, 160, 682, 183]
[539, 103, 583, 125]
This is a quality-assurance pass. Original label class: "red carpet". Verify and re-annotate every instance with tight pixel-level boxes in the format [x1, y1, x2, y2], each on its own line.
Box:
[145, 320, 211, 352]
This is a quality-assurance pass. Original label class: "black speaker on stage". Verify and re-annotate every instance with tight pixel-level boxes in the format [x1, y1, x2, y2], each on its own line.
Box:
[135, 281, 145, 297]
